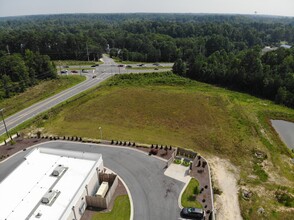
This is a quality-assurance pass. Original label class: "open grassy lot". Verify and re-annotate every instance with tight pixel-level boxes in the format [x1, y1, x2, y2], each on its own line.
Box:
[24, 72, 293, 219]
[182, 178, 202, 208]
[0, 75, 85, 118]
[91, 195, 130, 220]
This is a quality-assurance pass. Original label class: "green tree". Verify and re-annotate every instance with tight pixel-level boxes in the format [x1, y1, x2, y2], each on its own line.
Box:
[173, 59, 186, 76]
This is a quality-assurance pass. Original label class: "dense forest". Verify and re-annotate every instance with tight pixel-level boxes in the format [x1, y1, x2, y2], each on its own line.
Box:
[0, 50, 56, 99]
[0, 13, 293, 106]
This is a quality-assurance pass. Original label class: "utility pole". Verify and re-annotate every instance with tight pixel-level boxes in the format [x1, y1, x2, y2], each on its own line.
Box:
[99, 127, 103, 141]
[0, 108, 12, 142]
[86, 43, 90, 62]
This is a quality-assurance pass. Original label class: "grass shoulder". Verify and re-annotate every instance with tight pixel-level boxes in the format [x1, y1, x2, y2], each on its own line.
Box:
[0, 75, 85, 118]
[181, 178, 202, 208]
[91, 195, 130, 220]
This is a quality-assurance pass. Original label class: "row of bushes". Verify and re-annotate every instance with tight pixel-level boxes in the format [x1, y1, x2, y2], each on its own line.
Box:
[33, 135, 84, 142]
[151, 144, 173, 151]
[0, 154, 9, 160]
[111, 140, 136, 147]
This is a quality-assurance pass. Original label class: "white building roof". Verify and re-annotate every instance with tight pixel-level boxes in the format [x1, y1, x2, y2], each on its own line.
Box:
[0, 147, 101, 220]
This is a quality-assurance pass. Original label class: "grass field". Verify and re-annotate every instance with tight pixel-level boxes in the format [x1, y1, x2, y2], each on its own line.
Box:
[21, 72, 294, 219]
[91, 195, 130, 220]
[181, 178, 202, 208]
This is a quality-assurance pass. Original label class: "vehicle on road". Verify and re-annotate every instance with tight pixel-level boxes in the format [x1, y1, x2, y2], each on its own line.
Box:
[71, 70, 78, 73]
[138, 64, 146, 67]
[60, 70, 68, 74]
[181, 207, 205, 219]
[92, 75, 97, 78]
[126, 65, 132, 68]
[117, 64, 125, 67]
[91, 64, 99, 67]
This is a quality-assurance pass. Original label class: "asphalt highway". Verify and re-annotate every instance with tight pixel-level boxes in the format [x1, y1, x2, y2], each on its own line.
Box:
[0, 141, 184, 220]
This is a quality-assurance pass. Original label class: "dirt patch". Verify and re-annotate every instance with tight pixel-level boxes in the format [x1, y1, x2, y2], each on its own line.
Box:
[208, 156, 242, 220]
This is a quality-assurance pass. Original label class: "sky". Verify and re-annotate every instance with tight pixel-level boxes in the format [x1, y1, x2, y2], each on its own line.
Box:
[0, 0, 293, 17]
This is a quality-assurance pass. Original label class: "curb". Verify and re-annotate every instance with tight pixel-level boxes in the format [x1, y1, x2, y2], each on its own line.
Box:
[178, 176, 192, 209]
[199, 155, 216, 220]
[104, 167, 134, 220]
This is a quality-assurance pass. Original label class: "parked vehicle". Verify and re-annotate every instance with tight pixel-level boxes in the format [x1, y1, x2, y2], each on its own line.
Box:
[181, 207, 205, 219]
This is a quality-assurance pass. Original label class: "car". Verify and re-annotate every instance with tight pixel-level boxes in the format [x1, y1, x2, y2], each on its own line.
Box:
[92, 75, 97, 78]
[181, 207, 205, 219]
[137, 64, 146, 67]
[126, 65, 132, 68]
[153, 63, 159, 66]
[117, 64, 125, 67]
[71, 70, 78, 73]
[91, 64, 99, 67]
[60, 70, 68, 74]
[82, 69, 88, 73]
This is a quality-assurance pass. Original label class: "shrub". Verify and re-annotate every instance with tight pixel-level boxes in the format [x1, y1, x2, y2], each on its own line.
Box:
[174, 159, 181, 164]
[132, 142, 136, 147]
[111, 140, 114, 144]
[36, 131, 42, 138]
[155, 144, 158, 149]
[275, 190, 294, 207]
[149, 149, 158, 155]
[151, 144, 154, 148]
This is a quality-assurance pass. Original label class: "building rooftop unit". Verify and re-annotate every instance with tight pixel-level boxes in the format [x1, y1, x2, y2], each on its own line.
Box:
[0, 147, 102, 220]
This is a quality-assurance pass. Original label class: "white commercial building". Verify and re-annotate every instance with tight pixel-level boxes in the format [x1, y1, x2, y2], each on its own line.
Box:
[0, 147, 103, 220]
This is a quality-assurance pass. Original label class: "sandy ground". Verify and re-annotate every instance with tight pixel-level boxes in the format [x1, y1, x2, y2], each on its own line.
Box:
[208, 156, 243, 220]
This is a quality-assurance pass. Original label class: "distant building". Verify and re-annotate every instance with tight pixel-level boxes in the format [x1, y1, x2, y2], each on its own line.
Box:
[280, 44, 292, 49]
[0, 147, 103, 220]
[261, 46, 278, 54]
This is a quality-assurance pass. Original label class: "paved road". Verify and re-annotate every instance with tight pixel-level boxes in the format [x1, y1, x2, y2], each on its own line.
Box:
[0, 141, 184, 220]
[0, 55, 117, 137]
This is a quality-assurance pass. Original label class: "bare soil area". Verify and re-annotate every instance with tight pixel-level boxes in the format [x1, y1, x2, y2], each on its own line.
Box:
[208, 156, 242, 220]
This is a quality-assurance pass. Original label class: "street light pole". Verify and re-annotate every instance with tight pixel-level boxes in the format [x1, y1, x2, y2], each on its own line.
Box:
[99, 127, 103, 141]
[0, 108, 12, 141]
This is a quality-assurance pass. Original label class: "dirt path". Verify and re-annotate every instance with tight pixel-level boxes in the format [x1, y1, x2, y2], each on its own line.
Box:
[208, 156, 242, 220]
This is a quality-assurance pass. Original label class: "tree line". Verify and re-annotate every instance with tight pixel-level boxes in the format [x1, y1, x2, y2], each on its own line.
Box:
[0, 13, 293, 107]
[0, 50, 57, 99]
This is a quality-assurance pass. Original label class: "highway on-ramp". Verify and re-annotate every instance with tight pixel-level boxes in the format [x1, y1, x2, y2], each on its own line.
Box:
[0, 141, 185, 220]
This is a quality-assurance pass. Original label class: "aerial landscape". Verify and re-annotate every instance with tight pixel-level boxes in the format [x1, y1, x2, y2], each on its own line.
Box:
[0, 1, 293, 220]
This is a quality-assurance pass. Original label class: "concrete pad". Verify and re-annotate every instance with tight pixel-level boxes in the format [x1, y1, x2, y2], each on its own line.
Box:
[164, 163, 191, 183]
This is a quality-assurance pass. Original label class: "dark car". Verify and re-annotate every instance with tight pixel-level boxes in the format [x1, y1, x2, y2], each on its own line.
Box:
[91, 64, 99, 67]
[71, 70, 78, 73]
[181, 207, 205, 219]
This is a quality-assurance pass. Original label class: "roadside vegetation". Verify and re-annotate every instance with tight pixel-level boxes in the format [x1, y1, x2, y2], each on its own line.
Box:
[91, 195, 130, 220]
[54, 60, 103, 66]
[181, 178, 202, 208]
[24, 72, 294, 219]
[0, 75, 85, 117]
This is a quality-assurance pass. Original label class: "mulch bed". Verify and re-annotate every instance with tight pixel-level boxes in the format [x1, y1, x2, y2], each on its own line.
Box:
[0, 137, 46, 161]
[190, 156, 214, 220]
